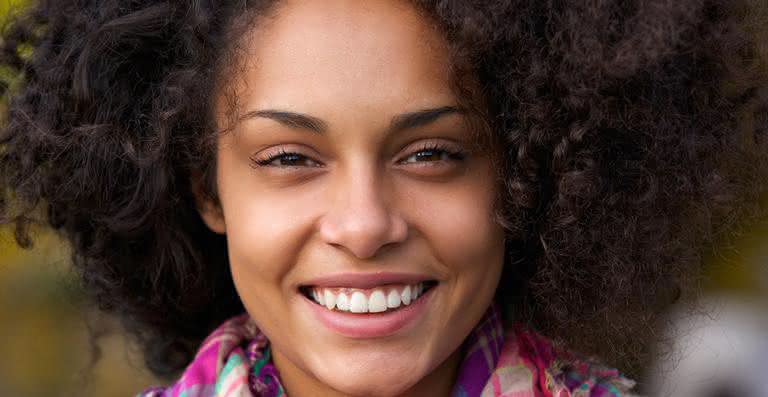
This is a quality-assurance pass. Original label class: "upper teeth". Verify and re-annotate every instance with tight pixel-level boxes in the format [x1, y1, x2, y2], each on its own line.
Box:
[309, 283, 426, 313]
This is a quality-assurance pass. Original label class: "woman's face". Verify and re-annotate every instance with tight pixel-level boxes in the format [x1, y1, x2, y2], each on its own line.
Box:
[200, 1, 505, 395]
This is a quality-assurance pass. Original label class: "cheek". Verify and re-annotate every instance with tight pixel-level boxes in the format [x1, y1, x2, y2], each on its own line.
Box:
[404, 171, 504, 275]
[225, 192, 315, 273]
[215, 152, 322, 294]
[399, 168, 504, 345]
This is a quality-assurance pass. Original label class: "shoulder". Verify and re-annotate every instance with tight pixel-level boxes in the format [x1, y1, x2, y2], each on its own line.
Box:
[137, 314, 262, 397]
[482, 325, 639, 397]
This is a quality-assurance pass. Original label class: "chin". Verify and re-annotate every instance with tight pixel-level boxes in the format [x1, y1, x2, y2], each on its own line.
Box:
[313, 359, 423, 397]
[325, 379, 414, 397]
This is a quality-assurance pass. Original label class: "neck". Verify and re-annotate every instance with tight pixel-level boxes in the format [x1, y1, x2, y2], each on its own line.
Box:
[272, 345, 464, 397]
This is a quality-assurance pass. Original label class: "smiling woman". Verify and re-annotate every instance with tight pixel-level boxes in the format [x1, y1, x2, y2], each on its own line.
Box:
[197, 5, 506, 394]
[1, 0, 767, 396]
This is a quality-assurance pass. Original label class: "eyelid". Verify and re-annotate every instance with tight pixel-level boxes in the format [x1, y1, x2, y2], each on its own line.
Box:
[395, 139, 467, 163]
[250, 139, 468, 169]
[250, 145, 325, 168]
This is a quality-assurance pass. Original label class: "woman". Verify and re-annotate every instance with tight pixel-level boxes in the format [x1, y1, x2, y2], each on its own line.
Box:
[1, 0, 766, 396]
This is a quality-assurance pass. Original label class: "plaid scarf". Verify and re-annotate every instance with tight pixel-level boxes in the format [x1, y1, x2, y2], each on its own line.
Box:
[139, 304, 636, 397]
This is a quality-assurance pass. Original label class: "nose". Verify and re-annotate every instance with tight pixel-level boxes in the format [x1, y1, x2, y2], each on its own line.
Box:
[318, 166, 408, 259]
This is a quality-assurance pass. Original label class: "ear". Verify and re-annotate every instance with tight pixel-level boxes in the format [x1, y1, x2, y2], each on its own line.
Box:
[191, 170, 226, 234]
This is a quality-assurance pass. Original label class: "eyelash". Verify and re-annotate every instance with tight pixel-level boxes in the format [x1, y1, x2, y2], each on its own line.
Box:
[249, 142, 467, 168]
[401, 142, 467, 164]
[250, 148, 320, 168]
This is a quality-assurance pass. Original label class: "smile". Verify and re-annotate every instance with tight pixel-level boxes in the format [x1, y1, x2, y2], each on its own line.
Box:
[299, 272, 440, 338]
[301, 281, 438, 314]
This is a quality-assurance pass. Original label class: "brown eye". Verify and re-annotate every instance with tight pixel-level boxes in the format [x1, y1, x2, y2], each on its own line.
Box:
[402, 149, 451, 163]
[399, 143, 466, 165]
[250, 149, 322, 168]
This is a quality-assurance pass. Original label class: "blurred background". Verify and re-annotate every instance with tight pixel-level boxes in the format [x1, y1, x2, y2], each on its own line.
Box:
[0, 1, 161, 396]
[0, 227, 161, 397]
[645, 217, 768, 397]
[0, 1, 766, 396]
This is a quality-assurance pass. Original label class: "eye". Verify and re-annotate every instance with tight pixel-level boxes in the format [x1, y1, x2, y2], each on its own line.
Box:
[399, 142, 467, 165]
[250, 148, 323, 168]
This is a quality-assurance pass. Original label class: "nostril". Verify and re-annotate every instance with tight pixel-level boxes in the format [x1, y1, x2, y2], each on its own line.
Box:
[317, 205, 408, 260]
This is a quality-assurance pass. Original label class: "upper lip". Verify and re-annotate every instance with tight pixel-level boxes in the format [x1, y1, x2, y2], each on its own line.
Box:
[301, 271, 435, 289]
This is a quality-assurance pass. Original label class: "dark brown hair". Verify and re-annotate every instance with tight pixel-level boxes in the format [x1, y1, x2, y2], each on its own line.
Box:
[2, 0, 766, 380]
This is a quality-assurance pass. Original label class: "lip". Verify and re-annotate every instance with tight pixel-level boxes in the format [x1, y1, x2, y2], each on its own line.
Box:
[302, 285, 435, 338]
[300, 271, 435, 289]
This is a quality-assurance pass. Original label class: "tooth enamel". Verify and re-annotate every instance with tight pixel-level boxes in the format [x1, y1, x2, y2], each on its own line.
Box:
[401, 285, 412, 305]
[386, 289, 401, 308]
[349, 291, 368, 313]
[324, 290, 336, 310]
[336, 292, 350, 311]
[312, 282, 433, 312]
[368, 290, 387, 313]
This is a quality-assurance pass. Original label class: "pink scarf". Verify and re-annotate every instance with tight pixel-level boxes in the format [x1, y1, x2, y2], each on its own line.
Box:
[138, 305, 637, 396]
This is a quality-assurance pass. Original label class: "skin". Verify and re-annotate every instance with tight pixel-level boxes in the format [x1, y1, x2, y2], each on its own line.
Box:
[197, 1, 506, 396]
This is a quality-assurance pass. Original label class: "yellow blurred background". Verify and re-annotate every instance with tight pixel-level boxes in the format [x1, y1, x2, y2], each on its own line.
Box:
[0, 1, 160, 396]
[1, 227, 161, 396]
[0, 1, 766, 396]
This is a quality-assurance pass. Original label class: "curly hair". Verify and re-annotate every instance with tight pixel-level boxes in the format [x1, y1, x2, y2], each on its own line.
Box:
[2, 0, 767, 380]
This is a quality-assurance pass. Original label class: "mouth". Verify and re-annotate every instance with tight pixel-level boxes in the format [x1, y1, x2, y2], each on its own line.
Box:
[299, 280, 439, 314]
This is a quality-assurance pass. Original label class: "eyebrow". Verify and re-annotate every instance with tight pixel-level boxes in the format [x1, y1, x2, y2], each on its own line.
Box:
[239, 106, 463, 135]
[240, 110, 328, 133]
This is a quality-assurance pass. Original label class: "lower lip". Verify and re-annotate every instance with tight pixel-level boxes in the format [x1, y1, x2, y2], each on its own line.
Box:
[303, 287, 435, 339]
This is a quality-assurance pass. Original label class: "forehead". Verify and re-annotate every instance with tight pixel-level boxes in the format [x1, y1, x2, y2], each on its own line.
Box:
[227, 0, 456, 116]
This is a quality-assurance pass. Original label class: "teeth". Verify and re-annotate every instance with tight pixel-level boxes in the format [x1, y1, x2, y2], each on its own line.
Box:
[308, 282, 430, 313]
[349, 291, 368, 313]
[312, 289, 326, 306]
[336, 292, 350, 311]
[401, 285, 412, 305]
[369, 290, 387, 313]
[324, 289, 336, 310]
[386, 289, 401, 308]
